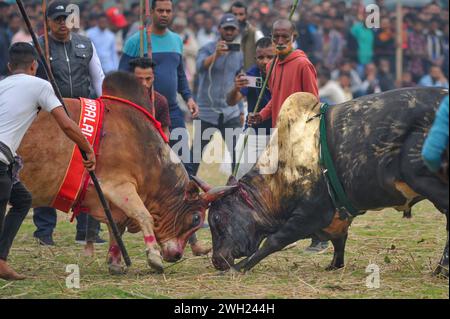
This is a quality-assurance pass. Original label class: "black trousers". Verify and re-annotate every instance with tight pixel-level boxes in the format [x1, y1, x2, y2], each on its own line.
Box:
[0, 162, 32, 261]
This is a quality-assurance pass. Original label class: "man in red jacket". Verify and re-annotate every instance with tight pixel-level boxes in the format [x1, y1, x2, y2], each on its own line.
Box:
[248, 19, 318, 127]
[248, 20, 328, 253]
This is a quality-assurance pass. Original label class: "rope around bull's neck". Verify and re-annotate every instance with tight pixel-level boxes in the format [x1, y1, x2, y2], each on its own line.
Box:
[233, 0, 302, 177]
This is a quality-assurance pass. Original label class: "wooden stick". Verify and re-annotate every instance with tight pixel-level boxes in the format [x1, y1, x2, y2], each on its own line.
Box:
[396, 0, 403, 83]
[139, 0, 145, 58]
[42, 0, 50, 66]
[145, 0, 155, 109]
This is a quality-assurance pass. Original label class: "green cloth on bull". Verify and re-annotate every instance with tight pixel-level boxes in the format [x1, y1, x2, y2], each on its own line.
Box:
[319, 103, 359, 216]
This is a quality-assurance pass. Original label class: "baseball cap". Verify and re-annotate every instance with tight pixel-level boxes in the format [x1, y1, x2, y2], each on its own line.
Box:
[46, 0, 71, 20]
[0, 1, 10, 8]
[219, 13, 239, 29]
[106, 7, 128, 29]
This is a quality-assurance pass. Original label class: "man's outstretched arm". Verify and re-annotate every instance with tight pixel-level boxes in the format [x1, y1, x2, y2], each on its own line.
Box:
[51, 107, 96, 171]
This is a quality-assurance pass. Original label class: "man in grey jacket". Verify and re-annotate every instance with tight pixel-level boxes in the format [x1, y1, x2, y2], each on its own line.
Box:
[33, 0, 105, 248]
[187, 14, 244, 176]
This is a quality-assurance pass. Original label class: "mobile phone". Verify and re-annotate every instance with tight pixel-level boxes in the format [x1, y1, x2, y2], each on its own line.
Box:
[244, 76, 263, 88]
[226, 43, 241, 51]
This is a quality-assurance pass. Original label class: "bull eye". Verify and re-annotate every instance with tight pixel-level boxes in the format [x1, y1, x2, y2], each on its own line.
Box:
[213, 214, 220, 223]
[192, 214, 201, 228]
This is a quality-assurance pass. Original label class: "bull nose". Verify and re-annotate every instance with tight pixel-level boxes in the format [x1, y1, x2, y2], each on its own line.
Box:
[173, 252, 182, 261]
[165, 250, 183, 262]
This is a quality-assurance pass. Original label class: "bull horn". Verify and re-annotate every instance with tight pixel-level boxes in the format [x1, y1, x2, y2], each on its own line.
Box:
[227, 175, 239, 186]
[202, 186, 239, 203]
[191, 175, 213, 192]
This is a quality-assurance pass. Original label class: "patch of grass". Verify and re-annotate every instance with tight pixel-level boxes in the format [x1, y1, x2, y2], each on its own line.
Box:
[1, 200, 447, 299]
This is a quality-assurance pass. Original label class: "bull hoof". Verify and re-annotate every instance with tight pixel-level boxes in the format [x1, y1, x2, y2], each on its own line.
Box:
[325, 264, 344, 271]
[433, 264, 449, 278]
[108, 263, 127, 275]
[146, 250, 164, 274]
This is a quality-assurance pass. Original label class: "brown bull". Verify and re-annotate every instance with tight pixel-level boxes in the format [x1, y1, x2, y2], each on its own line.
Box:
[18, 72, 226, 274]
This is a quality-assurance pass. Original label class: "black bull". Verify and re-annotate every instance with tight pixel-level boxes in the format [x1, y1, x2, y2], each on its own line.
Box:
[197, 87, 449, 276]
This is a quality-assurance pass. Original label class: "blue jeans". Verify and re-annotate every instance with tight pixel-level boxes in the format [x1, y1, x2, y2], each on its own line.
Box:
[33, 207, 100, 240]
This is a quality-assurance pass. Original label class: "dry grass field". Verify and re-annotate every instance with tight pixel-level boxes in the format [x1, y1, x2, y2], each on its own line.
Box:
[0, 133, 448, 299]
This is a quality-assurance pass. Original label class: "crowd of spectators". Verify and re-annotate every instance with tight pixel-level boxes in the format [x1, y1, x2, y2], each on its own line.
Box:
[1, 0, 449, 105]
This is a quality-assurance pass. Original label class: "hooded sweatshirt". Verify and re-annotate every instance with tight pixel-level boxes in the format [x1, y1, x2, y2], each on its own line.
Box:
[260, 50, 319, 127]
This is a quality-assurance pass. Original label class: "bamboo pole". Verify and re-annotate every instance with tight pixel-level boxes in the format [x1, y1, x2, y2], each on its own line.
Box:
[139, 0, 145, 57]
[42, 0, 50, 66]
[396, 0, 403, 83]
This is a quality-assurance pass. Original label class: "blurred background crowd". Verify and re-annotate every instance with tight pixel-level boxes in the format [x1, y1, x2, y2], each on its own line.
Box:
[1, 0, 449, 104]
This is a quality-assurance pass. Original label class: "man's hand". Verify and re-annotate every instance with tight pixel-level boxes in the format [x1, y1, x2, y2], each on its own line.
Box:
[216, 40, 229, 58]
[247, 112, 262, 127]
[235, 74, 249, 90]
[187, 98, 199, 118]
[83, 148, 96, 172]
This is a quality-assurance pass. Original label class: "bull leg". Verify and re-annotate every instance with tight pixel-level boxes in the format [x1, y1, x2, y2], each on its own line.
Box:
[102, 182, 164, 273]
[403, 209, 412, 219]
[235, 213, 322, 272]
[325, 233, 348, 271]
[400, 159, 449, 277]
[106, 224, 127, 275]
[434, 213, 449, 278]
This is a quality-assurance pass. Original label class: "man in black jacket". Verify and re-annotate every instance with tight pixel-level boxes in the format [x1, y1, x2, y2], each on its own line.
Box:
[33, 1, 105, 248]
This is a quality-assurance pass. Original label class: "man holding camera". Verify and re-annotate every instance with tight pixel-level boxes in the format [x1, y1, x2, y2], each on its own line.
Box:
[226, 37, 274, 178]
[187, 14, 244, 176]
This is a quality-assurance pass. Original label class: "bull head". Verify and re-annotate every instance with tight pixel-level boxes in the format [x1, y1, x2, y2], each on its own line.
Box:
[160, 177, 239, 263]
[192, 176, 263, 271]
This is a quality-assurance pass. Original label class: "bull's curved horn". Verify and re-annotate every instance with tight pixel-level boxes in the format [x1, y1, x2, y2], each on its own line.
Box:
[191, 175, 213, 192]
[202, 186, 239, 203]
[227, 175, 239, 186]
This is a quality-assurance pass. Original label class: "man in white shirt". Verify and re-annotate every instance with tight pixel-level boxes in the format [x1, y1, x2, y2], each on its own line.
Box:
[0, 43, 95, 280]
[318, 67, 349, 105]
[87, 13, 119, 74]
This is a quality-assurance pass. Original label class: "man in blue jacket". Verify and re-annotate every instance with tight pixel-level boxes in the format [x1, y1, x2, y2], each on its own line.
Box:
[422, 95, 449, 180]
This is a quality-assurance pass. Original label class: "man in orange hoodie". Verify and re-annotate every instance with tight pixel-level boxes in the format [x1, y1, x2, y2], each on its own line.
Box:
[248, 19, 319, 128]
[248, 20, 328, 253]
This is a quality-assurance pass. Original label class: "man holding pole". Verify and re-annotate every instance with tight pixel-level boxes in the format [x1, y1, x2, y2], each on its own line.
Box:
[247, 19, 329, 253]
[227, 36, 274, 179]
[0, 43, 96, 280]
[247, 19, 318, 128]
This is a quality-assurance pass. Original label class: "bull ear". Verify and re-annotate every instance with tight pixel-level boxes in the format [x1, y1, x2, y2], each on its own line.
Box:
[191, 175, 212, 192]
[227, 175, 239, 186]
[202, 186, 239, 203]
[185, 180, 200, 201]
